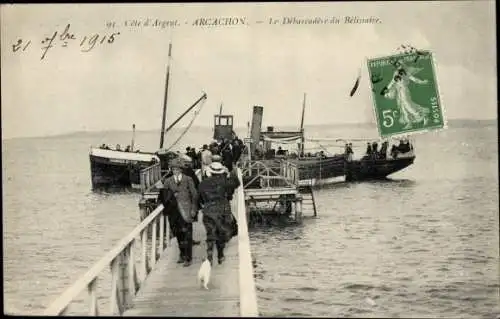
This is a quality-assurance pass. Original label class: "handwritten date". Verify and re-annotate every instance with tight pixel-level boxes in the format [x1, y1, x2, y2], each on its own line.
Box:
[12, 23, 120, 60]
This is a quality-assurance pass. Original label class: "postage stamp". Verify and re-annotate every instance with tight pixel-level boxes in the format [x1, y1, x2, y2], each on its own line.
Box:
[367, 50, 445, 138]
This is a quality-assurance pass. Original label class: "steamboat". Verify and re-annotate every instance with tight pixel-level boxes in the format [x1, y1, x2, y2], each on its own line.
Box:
[243, 94, 416, 186]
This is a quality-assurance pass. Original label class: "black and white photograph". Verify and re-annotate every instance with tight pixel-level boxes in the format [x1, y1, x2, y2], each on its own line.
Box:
[2, 1, 498, 317]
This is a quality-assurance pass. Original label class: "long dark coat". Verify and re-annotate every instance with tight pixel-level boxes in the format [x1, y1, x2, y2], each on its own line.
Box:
[162, 174, 198, 223]
[198, 171, 240, 243]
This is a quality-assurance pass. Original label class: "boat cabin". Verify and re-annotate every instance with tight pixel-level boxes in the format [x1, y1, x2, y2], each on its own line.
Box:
[254, 126, 304, 159]
[213, 114, 234, 141]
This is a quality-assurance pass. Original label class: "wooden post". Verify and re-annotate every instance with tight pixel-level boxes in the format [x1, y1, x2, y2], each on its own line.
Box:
[139, 199, 148, 222]
[295, 197, 303, 223]
[140, 229, 148, 282]
[159, 214, 165, 254]
[150, 218, 157, 268]
[87, 278, 98, 316]
[127, 242, 139, 301]
[110, 257, 123, 315]
[119, 250, 131, 310]
[140, 171, 145, 194]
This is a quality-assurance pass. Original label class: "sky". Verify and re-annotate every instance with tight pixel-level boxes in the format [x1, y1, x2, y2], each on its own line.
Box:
[1, 1, 497, 139]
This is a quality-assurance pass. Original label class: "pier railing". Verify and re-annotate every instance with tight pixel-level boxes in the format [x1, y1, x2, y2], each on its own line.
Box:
[44, 168, 257, 317]
[140, 162, 162, 193]
[241, 159, 298, 189]
[281, 160, 299, 186]
[236, 168, 259, 316]
[43, 204, 169, 316]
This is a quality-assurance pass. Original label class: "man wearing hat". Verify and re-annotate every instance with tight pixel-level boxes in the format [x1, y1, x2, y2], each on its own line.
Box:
[157, 158, 199, 267]
[180, 154, 199, 188]
[198, 162, 240, 265]
[179, 154, 203, 243]
[200, 144, 212, 179]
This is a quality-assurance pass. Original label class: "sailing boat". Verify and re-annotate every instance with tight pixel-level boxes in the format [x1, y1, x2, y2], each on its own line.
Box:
[245, 93, 416, 186]
[89, 43, 207, 190]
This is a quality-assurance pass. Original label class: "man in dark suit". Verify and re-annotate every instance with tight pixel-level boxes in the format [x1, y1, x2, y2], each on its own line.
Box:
[180, 154, 202, 245]
[157, 158, 199, 267]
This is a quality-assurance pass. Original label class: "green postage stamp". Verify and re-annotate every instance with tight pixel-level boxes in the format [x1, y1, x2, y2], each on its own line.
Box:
[367, 50, 445, 137]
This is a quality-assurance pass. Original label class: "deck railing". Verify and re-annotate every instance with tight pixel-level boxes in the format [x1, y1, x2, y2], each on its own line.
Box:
[280, 160, 299, 186]
[140, 162, 162, 193]
[43, 204, 169, 316]
[241, 159, 298, 189]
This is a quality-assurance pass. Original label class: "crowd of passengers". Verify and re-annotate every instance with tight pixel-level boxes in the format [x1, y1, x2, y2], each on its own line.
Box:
[155, 136, 245, 268]
[183, 136, 245, 174]
[361, 139, 414, 160]
[99, 143, 139, 152]
[250, 139, 414, 162]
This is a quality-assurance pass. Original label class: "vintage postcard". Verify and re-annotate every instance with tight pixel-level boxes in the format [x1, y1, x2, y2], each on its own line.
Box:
[2, 2, 498, 318]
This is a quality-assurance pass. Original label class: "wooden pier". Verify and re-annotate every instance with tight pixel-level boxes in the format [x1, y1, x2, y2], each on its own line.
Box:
[43, 168, 258, 317]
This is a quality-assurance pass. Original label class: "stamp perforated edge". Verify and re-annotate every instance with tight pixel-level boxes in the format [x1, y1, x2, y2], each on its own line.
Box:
[365, 49, 448, 139]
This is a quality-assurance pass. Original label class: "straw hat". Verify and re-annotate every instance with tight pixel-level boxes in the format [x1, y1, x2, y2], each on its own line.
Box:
[211, 154, 222, 162]
[206, 162, 228, 176]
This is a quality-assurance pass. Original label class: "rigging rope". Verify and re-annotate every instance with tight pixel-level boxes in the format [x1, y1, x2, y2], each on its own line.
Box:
[160, 52, 210, 152]
[170, 56, 207, 98]
[164, 97, 207, 151]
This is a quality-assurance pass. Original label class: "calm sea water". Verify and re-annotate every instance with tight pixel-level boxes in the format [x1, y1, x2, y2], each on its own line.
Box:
[3, 121, 499, 317]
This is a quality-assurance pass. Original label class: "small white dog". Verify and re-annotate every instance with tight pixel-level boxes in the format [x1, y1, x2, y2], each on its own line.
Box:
[197, 258, 211, 290]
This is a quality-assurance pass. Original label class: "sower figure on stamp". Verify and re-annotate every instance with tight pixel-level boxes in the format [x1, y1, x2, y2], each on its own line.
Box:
[158, 158, 199, 267]
[198, 162, 240, 265]
[383, 66, 430, 129]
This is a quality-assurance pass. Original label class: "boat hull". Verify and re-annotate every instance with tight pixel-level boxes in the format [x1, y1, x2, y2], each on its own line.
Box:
[292, 155, 415, 185]
[344, 157, 415, 182]
[242, 153, 415, 188]
[89, 148, 160, 191]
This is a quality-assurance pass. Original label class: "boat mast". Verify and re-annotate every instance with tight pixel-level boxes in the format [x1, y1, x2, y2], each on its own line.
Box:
[131, 124, 136, 151]
[159, 42, 173, 149]
[299, 92, 306, 156]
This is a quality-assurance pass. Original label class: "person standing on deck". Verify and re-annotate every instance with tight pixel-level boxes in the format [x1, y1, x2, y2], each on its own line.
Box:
[222, 143, 234, 172]
[180, 154, 200, 189]
[365, 142, 372, 156]
[200, 144, 212, 178]
[196, 147, 203, 170]
[157, 158, 199, 267]
[180, 154, 203, 235]
[379, 141, 389, 159]
[231, 138, 242, 163]
[198, 162, 240, 265]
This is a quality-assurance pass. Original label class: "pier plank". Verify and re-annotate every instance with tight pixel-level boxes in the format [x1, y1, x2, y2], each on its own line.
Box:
[123, 202, 240, 317]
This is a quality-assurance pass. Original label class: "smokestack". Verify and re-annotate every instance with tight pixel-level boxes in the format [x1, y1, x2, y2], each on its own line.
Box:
[250, 106, 263, 154]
